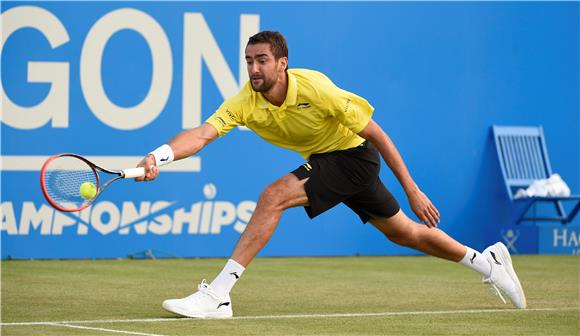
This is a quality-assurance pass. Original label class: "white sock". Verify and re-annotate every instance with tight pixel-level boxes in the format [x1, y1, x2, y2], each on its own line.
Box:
[210, 259, 245, 298]
[459, 246, 491, 277]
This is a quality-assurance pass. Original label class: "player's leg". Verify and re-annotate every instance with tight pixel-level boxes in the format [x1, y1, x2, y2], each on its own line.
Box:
[348, 186, 490, 276]
[339, 142, 524, 308]
[209, 174, 308, 302]
[370, 210, 466, 261]
[161, 173, 309, 318]
[230, 173, 308, 267]
[370, 211, 526, 308]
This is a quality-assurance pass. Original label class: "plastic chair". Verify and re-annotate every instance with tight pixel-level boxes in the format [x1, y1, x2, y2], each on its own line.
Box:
[492, 125, 580, 225]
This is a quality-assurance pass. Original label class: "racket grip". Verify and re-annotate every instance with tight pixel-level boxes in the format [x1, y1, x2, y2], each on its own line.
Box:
[122, 167, 146, 178]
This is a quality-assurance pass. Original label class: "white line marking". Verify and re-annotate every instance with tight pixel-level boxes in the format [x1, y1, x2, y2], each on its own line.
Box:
[233, 307, 580, 320]
[0, 155, 200, 172]
[45, 322, 167, 336]
[2, 307, 577, 326]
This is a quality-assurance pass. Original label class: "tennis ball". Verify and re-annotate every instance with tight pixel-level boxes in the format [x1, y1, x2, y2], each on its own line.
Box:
[80, 182, 97, 200]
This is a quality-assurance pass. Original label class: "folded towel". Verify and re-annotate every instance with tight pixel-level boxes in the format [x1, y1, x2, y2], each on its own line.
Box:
[515, 174, 571, 199]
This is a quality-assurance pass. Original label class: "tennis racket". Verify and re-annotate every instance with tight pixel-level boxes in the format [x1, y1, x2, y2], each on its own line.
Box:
[40, 153, 145, 212]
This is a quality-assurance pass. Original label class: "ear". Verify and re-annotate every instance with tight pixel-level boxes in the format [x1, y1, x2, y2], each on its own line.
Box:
[278, 57, 288, 72]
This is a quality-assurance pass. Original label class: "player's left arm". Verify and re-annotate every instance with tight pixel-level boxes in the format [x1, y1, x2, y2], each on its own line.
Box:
[358, 119, 441, 227]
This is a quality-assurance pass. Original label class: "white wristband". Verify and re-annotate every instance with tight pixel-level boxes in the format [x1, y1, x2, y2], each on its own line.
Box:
[149, 144, 174, 167]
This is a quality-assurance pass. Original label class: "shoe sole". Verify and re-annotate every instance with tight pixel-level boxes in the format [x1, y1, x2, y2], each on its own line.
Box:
[493, 242, 527, 309]
[162, 301, 232, 319]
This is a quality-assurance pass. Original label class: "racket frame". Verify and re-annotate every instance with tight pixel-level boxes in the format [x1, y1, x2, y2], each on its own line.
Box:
[40, 153, 135, 212]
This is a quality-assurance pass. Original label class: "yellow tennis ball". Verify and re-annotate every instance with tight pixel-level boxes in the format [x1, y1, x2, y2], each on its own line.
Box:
[80, 182, 97, 200]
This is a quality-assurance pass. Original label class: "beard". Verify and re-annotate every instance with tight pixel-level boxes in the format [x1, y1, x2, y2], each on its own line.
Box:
[250, 75, 276, 92]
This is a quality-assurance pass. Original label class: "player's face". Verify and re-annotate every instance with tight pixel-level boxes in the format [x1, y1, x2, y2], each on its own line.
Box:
[245, 43, 286, 92]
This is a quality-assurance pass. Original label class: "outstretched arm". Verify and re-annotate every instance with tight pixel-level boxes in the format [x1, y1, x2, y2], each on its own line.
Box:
[135, 123, 219, 182]
[358, 119, 440, 227]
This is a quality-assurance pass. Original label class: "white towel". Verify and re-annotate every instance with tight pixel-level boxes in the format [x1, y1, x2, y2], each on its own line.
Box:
[515, 174, 571, 199]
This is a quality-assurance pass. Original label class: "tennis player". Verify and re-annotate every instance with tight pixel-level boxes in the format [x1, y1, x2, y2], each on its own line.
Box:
[137, 31, 526, 318]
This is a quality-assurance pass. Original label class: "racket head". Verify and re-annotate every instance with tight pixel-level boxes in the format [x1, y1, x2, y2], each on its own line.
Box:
[40, 154, 101, 212]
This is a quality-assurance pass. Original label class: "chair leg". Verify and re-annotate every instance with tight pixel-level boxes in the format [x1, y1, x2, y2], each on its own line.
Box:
[555, 200, 566, 218]
[565, 201, 580, 225]
[517, 199, 536, 224]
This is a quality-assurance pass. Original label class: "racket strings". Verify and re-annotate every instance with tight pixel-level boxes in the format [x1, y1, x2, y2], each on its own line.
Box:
[42, 157, 98, 210]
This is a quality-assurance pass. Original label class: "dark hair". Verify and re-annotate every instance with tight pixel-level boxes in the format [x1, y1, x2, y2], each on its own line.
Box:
[247, 31, 288, 60]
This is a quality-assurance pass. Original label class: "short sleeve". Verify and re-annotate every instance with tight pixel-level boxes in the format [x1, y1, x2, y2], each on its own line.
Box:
[331, 88, 374, 133]
[317, 73, 374, 134]
[205, 102, 244, 137]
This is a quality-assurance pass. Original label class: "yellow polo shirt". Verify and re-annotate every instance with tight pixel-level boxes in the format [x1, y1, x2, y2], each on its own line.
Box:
[206, 68, 374, 159]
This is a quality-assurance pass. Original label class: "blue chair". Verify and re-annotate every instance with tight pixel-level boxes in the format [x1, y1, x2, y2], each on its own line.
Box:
[492, 125, 580, 225]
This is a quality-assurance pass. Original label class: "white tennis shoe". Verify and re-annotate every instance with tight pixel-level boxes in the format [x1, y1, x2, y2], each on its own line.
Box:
[162, 280, 233, 318]
[482, 242, 527, 309]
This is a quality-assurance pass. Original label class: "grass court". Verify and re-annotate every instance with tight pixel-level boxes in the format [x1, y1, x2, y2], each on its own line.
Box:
[1, 255, 578, 335]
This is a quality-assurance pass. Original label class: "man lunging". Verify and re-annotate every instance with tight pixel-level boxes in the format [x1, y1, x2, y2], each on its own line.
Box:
[136, 31, 526, 318]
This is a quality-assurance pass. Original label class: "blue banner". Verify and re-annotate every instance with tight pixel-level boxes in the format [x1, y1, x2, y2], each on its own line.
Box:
[538, 224, 580, 255]
[2, 2, 579, 258]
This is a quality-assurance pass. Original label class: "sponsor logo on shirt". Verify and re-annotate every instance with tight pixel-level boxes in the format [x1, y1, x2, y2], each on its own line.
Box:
[343, 98, 351, 113]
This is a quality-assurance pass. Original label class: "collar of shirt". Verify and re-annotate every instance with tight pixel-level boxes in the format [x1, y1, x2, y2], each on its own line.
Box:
[256, 71, 298, 111]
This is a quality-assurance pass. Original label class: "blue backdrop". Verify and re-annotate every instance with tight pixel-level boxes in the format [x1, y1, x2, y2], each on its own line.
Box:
[2, 2, 579, 259]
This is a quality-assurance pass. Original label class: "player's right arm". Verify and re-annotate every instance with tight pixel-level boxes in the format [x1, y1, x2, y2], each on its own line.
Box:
[136, 85, 247, 182]
[136, 94, 245, 182]
[135, 123, 218, 182]
[167, 123, 219, 160]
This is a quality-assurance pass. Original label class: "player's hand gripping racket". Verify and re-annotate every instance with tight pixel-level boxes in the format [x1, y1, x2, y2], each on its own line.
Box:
[40, 153, 145, 212]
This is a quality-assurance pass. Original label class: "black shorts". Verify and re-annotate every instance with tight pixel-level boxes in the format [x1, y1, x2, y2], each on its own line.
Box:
[291, 141, 400, 223]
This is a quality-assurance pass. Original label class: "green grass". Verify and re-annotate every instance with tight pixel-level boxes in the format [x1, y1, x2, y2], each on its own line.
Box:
[1, 255, 579, 335]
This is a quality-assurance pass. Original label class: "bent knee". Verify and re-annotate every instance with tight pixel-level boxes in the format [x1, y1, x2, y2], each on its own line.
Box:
[259, 183, 287, 210]
[257, 174, 308, 211]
